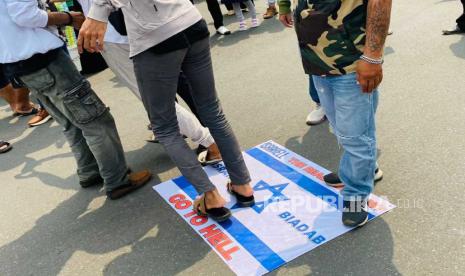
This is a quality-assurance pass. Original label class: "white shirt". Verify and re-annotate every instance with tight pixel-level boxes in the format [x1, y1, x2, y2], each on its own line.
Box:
[78, 0, 129, 45]
[0, 0, 64, 63]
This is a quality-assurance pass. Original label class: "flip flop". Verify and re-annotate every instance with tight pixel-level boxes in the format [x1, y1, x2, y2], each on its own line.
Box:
[0, 141, 13, 154]
[193, 194, 231, 222]
[227, 181, 255, 207]
[198, 150, 222, 166]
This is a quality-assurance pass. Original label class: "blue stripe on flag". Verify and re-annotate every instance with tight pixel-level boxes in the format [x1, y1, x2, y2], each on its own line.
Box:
[172, 177, 286, 272]
[246, 147, 375, 220]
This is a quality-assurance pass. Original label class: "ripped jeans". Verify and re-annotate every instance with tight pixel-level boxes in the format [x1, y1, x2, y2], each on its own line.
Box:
[17, 49, 129, 192]
[312, 73, 378, 200]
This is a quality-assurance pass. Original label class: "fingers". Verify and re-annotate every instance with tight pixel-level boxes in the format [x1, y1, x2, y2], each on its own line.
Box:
[77, 31, 84, 54]
[366, 79, 375, 94]
[89, 31, 98, 53]
[359, 78, 369, 93]
[97, 32, 105, 51]
[77, 19, 106, 53]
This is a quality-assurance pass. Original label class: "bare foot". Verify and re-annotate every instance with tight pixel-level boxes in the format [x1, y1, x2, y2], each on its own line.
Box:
[230, 183, 254, 197]
[206, 143, 222, 161]
[204, 189, 226, 209]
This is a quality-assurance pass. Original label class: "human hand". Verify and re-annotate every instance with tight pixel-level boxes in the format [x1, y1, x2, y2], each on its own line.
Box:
[77, 18, 107, 53]
[356, 60, 383, 93]
[279, 13, 293, 28]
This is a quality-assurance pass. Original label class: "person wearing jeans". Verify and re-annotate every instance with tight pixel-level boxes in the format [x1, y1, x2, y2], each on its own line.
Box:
[0, 0, 152, 199]
[312, 73, 378, 200]
[77, 0, 223, 165]
[80, 0, 254, 221]
[279, 0, 391, 227]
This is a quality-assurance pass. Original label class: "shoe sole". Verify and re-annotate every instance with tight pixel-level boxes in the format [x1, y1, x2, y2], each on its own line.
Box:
[325, 182, 345, 188]
[326, 170, 384, 188]
[108, 173, 152, 200]
[0, 144, 13, 154]
[356, 215, 369, 227]
[306, 116, 327, 126]
[343, 214, 369, 228]
[29, 115, 53, 127]
[216, 31, 231, 35]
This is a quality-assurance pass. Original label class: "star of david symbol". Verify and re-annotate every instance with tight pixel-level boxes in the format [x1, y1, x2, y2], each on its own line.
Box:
[231, 180, 290, 213]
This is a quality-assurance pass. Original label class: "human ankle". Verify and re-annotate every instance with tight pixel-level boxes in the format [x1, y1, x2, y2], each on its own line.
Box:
[207, 143, 221, 159]
[205, 190, 225, 208]
[231, 183, 253, 196]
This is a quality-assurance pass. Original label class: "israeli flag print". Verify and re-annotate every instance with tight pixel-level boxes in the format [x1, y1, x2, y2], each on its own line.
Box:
[153, 141, 395, 275]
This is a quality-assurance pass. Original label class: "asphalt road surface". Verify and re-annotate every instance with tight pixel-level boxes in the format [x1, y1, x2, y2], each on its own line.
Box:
[1, 0, 464, 275]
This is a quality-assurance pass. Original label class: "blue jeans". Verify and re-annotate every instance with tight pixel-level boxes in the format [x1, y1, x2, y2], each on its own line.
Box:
[312, 73, 378, 200]
[308, 76, 320, 104]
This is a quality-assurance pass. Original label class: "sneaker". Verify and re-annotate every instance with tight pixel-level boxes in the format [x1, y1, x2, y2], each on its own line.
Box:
[238, 21, 248, 31]
[251, 18, 260, 28]
[216, 26, 231, 35]
[305, 105, 326, 125]
[226, 10, 235, 16]
[106, 170, 152, 200]
[263, 6, 278, 19]
[342, 199, 369, 227]
[324, 168, 384, 188]
[28, 108, 52, 127]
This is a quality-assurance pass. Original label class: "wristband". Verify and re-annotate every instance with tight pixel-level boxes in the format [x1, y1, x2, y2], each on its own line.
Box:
[360, 55, 384, 65]
[64, 11, 73, 26]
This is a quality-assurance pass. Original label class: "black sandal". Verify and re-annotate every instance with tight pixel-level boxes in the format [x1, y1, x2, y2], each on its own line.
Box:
[194, 194, 231, 222]
[227, 182, 255, 208]
[0, 141, 12, 154]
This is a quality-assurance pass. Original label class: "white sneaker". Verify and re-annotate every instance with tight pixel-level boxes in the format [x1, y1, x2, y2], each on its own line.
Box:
[238, 21, 248, 31]
[306, 105, 326, 125]
[374, 168, 384, 182]
[251, 18, 260, 28]
[216, 26, 231, 35]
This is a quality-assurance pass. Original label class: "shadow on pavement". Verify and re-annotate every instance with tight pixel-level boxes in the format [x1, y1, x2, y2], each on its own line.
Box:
[450, 35, 465, 59]
[0, 142, 214, 275]
[269, 218, 399, 275]
[285, 122, 342, 173]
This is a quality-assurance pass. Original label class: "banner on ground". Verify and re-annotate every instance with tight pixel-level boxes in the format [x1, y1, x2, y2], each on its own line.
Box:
[153, 141, 395, 275]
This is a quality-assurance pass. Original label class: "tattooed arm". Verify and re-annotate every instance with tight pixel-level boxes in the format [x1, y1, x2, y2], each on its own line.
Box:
[365, 0, 392, 58]
[356, 0, 392, 93]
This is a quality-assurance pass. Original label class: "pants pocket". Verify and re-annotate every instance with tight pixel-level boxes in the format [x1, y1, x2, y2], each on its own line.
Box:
[63, 80, 108, 124]
[19, 68, 56, 93]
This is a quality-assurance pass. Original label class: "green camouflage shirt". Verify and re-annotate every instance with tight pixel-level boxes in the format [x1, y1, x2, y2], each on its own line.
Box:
[279, 0, 367, 76]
